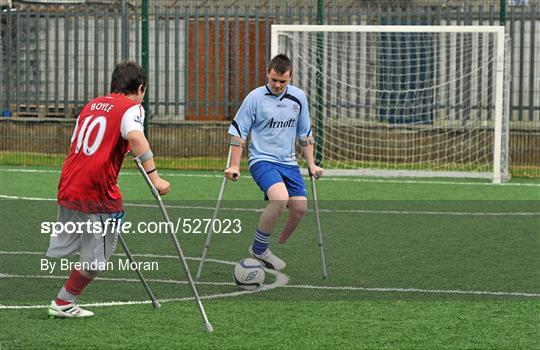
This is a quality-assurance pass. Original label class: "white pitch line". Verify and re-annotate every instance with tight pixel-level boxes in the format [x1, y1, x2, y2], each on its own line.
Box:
[0, 253, 289, 310]
[319, 209, 540, 216]
[0, 276, 288, 310]
[0, 194, 56, 202]
[281, 284, 540, 298]
[0, 273, 236, 286]
[124, 202, 263, 213]
[2, 167, 539, 187]
[0, 251, 538, 310]
[0, 168, 62, 174]
[3, 273, 535, 299]
[1, 194, 538, 217]
[317, 177, 540, 187]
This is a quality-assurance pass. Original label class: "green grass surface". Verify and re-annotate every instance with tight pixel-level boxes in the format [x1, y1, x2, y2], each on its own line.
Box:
[2, 151, 539, 178]
[0, 151, 229, 171]
[0, 166, 539, 349]
[2, 301, 538, 349]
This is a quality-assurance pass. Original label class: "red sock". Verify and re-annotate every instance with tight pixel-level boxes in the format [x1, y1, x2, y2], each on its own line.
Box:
[54, 298, 71, 306]
[64, 269, 93, 296]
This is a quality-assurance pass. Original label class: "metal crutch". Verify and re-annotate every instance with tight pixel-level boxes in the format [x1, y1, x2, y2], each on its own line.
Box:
[309, 170, 328, 279]
[117, 233, 161, 309]
[195, 147, 237, 280]
[134, 156, 214, 333]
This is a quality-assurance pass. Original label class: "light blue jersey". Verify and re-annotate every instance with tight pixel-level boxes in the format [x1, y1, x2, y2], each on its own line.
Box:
[228, 84, 311, 167]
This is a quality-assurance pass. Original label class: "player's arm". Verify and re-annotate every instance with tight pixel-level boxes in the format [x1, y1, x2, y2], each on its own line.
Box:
[224, 92, 255, 181]
[299, 136, 323, 179]
[224, 136, 244, 181]
[121, 105, 169, 195]
[128, 131, 170, 195]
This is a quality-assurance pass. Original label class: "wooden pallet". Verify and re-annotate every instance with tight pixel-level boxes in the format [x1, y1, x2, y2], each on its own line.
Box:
[9, 104, 75, 119]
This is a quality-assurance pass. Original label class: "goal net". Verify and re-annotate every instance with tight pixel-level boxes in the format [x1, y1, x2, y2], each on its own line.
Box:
[271, 25, 510, 183]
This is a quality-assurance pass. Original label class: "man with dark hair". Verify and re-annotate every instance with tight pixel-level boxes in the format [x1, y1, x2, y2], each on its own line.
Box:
[225, 54, 323, 270]
[110, 61, 149, 95]
[46, 61, 169, 318]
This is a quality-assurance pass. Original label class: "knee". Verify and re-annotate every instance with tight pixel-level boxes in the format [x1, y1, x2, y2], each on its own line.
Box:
[291, 202, 308, 218]
[268, 199, 288, 214]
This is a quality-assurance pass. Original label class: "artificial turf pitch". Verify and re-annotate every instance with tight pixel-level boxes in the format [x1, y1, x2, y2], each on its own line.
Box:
[1, 166, 539, 349]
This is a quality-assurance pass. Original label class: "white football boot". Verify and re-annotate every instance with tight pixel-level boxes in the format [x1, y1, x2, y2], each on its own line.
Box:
[48, 300, 94, 318]
[248, 245, 286, 271]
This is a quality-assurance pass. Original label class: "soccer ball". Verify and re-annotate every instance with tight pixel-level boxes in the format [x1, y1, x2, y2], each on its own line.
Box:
[233, 258, 265, 291]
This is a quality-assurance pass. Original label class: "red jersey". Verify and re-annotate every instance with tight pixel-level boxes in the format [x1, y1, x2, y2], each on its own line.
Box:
[58, 93, 141, 213]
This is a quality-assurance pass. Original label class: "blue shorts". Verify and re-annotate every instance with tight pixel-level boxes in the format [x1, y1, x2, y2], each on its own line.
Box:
[249, 161, 307, 200]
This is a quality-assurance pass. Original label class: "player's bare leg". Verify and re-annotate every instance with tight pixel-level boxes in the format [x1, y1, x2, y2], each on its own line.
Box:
[249, 182, 288, 270]
[278, 196, 307, 244]
[257, 182, 289, 233]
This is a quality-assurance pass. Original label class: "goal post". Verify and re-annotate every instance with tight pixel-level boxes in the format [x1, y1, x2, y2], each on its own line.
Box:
[271, 25, 509, 183]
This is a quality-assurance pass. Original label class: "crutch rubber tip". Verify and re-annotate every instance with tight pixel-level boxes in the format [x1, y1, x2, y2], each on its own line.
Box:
[205, 322, 214, 332]
[152, 300, 161, 309]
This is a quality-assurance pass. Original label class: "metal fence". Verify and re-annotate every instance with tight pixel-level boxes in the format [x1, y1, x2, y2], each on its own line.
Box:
[0, 1, 539, 176]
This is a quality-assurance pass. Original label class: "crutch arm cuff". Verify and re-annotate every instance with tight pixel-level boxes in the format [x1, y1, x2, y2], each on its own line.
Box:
[229, 138, 244, 148]
[299, 137, 315, 147]
[135, 149, 154, 163]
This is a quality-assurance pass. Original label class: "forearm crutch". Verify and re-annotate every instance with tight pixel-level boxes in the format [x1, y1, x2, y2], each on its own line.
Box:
[134, 156, 214, 333]
[117, 232, 161, 309]
[309, 171, 328, 279]
[196, 147, 236, 280]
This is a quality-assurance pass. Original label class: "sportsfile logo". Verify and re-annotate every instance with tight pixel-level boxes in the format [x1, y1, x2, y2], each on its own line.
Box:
[40, 218, 242, 236]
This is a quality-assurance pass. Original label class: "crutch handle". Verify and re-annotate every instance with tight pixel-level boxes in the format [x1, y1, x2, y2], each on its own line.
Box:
[308, 170, 323, 179]
[150, 187, 161, 199]
[133, 155, 163, 199]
